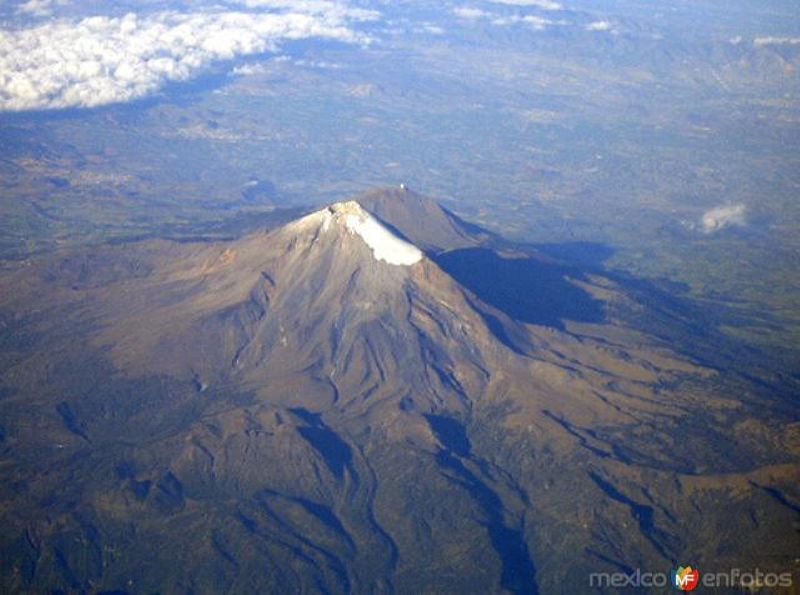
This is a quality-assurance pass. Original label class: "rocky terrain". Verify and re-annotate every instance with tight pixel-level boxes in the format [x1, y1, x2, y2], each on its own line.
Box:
[0, 188, 797, 593]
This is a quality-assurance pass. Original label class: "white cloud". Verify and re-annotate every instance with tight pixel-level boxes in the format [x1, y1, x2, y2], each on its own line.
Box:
[492, 15, 553, 29]
[487, 0, 563, 9]
[294, 58, 344, 69]
[419, 23, 445, 35]
[16, 0, 67, 17]
[453, 7, 491, 20]
[233, 0, 377, 22]
[701, 204, 746, 233]
[454, 6, 557, 29]
[0, 4, 377, 111]
[231, 61, 276, 76]
[754, 36, 800, 47]
[585, 20, 613, 32]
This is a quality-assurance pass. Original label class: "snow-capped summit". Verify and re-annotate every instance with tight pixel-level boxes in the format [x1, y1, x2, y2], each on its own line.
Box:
[294, 200, 423, 266]
[336, 201, 423, 266]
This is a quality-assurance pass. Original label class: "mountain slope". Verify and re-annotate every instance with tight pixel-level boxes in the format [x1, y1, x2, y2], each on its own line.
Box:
[0, 189, 797, 593]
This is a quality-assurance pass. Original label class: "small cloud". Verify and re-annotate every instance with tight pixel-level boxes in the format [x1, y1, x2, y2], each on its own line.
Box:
[493, 15, 553, 29]
[419, 23, 445, 35]
[16, 0, 67, 17]
[454, 6, 557, 30]
[454, 7, 490, 20]
[294, 59, 344, 70]
[231, 61, 276, 76]
[234, 0, 378, 22]
[487, 0, 563, 10]
[585, 20, 613, 32]
[701, 204, 746, 233]
[754, 36, 800, 47]
[346, 83, 375, 97]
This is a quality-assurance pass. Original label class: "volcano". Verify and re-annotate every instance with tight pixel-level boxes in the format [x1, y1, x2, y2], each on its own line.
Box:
[0, 188, 797, 593]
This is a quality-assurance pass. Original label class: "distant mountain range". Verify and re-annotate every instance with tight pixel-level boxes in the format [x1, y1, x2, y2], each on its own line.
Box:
[0, 188, 797, 593]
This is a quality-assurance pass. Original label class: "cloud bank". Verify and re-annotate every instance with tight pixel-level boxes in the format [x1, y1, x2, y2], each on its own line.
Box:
[701, 204, 746, 233]
[0, 3, 376, 111]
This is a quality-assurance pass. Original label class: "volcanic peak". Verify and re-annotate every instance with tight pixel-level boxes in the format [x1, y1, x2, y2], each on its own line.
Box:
[294, 200, 423, 266]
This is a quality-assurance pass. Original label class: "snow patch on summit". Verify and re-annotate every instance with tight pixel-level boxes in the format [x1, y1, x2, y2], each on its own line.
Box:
[287, 200, 423, 266]
[334, 201, 422, 266]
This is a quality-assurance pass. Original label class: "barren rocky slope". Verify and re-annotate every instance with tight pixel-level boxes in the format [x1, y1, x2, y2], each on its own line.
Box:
[0, 189, 797, 593]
